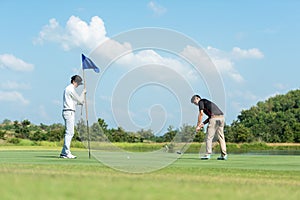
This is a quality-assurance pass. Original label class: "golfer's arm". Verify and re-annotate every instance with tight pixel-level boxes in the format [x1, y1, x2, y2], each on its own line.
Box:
[197, 110, 204, 126]
[71, 90, 84, 105]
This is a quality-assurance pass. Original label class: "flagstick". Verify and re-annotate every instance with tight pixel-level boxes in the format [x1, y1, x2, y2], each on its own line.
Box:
[83, 70, 91, 159]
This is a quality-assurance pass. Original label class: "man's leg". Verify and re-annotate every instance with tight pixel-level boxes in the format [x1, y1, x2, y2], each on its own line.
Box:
[216, 117, 227, 157]
[61, 111, 75, 156]
[206, 118, 217, 155]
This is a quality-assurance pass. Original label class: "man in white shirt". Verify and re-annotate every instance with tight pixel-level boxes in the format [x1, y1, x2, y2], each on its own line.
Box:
[60, 75, 86, 159]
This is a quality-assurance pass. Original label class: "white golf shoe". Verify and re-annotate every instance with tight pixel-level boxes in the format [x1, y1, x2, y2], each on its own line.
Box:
[60, 153, 77, 159]
[200, 154, 211, 160]
[217, 154, 228, 160]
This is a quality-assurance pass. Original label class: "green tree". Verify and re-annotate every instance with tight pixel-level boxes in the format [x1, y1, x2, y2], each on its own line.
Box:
[227, 122, 253, 143]
[14, 119, 31, 139]
[29, 130, 48, 141]
[137, 129, 155, 141]
[179, 124, 195, 142]
[111, 127, 128, 142]
[2, 119, 11, 125]
[76, 119, 87, 140]
[228, 89, 300, 143]
[162, 125, 178, 142]
[98, 118, 108, 132]
[0, 130, 5, 139]
[47, 123, 64, 142]
[194, 129, 206, 143]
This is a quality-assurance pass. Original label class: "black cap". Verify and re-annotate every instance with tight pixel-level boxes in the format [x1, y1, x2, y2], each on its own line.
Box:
[71, 75, 83, 85]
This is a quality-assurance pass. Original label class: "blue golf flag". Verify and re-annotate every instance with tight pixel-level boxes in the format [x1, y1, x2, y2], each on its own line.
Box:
[82, 54, 100, 73]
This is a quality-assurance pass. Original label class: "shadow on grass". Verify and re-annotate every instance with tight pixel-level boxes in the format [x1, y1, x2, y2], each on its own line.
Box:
[177, 157, 200, 160]
[35, 155, 61, 159]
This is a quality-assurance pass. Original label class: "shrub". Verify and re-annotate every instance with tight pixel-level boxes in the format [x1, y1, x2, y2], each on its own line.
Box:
[0, 130, 5, 139]
[8, 138, 20, 144]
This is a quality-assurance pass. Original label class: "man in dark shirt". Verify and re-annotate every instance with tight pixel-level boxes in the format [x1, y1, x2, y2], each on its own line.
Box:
[191, 95, 227, 160]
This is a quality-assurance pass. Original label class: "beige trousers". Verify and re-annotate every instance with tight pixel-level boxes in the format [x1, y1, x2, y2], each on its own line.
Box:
[206, 117, 227, 156]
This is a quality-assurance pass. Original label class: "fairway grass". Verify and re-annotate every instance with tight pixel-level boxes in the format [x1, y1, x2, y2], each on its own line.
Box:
[0, 148, 299, 200]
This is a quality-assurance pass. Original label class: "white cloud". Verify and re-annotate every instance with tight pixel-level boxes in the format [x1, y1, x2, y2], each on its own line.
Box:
[0, 91, 29, 105]
[181, 45, 244, 83]
[206, 46, 225, 58]
[35, 16, 107, 51]
[0, 54, 34, 72]
[94, 39, 132, 61]
[205, 46, 264, 83]
[35, 16, 196, 83]
[211, 56, 244, 82]
[115, 49, 198, 82]
[228, 90, 259, 101]
[0, 81, 31, 90]
[35, 15, 263, 86]
[232, 47, 264, 59]
[147, 1, 167, 16]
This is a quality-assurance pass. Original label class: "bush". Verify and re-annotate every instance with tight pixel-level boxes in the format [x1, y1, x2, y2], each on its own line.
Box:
[48, 129, 64, 142]
[36, 141, 60, 147]
[115, 142, 162, 152]
[8, 138, 20, 144]
[0, 130, 5, 139]
[29, 131, 48, 141]
[71, 140, 85, 148]
[18, 139, 36, 146]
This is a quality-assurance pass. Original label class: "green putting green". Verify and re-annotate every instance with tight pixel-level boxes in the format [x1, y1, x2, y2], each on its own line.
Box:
[0, 148, 299, 200]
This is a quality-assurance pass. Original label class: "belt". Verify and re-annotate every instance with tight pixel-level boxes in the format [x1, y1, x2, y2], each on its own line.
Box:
[210, 115, 223, 118]
[63, 109, 75, 112]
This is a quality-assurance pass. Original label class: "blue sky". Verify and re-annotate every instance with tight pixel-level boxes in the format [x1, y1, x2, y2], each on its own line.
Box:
[0, 0, 299, 134]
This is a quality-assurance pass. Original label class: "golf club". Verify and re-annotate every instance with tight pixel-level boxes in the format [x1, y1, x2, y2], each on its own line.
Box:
[164, 131, 198, 154]
[176, 142, 189, 154]
[176, 130, 202, 154]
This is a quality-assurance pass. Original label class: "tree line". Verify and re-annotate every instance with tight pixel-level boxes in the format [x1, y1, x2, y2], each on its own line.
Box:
[225, 89, 300, 143]
[1, 89, 299, 143]
[0, 118, 205, 143]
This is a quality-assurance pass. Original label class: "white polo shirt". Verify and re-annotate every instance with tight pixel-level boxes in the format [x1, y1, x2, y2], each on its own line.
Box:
[63, 84, 85, 111]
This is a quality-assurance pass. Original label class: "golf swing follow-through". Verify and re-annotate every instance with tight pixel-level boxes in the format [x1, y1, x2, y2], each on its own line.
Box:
[165, 95, 227, 160]
[191, 94, 228, 160]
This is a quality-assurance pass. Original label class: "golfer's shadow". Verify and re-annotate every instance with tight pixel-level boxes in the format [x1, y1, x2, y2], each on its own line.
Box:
[177, 156, 200, 160]
[35, 155, 61, 159]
